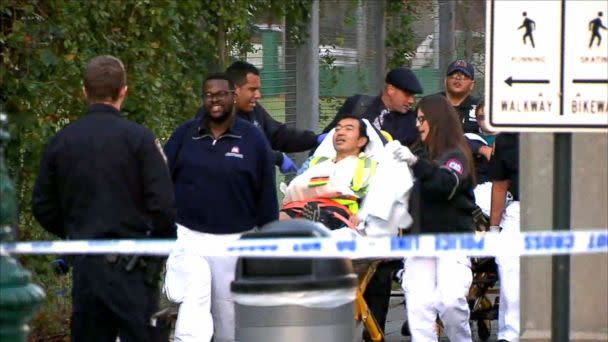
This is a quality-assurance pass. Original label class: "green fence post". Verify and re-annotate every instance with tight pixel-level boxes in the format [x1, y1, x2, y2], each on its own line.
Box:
[0, 112, 46, 341]
[260, 29, 283, 96]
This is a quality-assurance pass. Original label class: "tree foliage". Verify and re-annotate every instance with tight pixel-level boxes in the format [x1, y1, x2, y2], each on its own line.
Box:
[385, 0, 418, 68]
[1, 0, 311, 232]
[1, 0, 310, 337]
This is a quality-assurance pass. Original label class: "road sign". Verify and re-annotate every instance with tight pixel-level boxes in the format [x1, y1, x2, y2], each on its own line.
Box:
[486, 0, 608, 132]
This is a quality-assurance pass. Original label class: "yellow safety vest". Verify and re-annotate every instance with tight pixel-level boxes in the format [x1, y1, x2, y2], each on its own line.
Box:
[307, 156, 377, 213]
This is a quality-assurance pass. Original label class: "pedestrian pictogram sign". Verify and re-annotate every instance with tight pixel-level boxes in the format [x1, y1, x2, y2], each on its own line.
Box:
[486, 0, 608, 132]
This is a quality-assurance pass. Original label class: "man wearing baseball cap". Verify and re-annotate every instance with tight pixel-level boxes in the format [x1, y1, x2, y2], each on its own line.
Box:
[440, 59, 493, 176]
[322, 66, 423, 148]
[442, 59, 481, 134]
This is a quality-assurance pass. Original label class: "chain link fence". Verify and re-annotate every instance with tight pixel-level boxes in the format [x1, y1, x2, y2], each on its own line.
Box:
[239, 0, 486, 134]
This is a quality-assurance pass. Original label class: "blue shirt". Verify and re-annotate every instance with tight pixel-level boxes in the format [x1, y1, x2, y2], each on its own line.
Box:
[164, 117, 278, 234]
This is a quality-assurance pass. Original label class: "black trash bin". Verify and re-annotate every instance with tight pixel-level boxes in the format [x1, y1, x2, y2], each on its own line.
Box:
[231, 220, 358, 342]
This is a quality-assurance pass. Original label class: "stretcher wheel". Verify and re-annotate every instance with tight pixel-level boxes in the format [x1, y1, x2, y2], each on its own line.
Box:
[477, 319, 491, 341]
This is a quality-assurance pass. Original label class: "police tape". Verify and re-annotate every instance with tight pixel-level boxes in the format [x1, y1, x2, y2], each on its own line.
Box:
[1, 230, 606, 258]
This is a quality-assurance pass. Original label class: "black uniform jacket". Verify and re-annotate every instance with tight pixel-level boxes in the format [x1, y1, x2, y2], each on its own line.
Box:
[322, 94, 419, 148]
[410, 147, 475, 234]
[32, 103, 176, 240]
[488, 133, 520, 201]
[195, 104, 318, 165]
[439, 92, 481, 135]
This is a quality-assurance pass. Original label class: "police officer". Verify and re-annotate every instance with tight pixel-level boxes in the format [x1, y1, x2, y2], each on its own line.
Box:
[441, 60, 480, 134]
[439, 60, 493, 183]
[32, 55, 176, 342]
[323, 67, 423, 340]
[488, 133, 521, 342]
[323, 67, 424, 148]
[196, 61, 324, 174]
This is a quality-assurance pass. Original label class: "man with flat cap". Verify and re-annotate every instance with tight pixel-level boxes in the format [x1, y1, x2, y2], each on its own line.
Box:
[322, 67, 423, 341]
[322, 67, 423, 148]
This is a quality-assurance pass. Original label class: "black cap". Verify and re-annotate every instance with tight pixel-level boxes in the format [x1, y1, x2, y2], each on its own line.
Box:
[446, 60, 475, 80]
[385, 67, 423, 94]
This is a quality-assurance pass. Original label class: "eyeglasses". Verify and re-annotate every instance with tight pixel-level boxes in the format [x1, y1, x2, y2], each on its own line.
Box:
[447, 73, 471, 81]
[203, 90, 234, 101]
[416, 116, 426, 124]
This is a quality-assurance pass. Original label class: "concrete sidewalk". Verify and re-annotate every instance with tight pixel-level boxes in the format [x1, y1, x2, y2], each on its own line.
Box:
[355, 295, 499, 341]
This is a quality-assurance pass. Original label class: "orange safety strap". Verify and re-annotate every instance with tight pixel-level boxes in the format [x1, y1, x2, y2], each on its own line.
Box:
[282, 197, 353, 215]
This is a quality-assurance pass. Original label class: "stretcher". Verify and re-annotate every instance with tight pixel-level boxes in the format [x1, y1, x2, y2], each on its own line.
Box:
[467, 257, 500, 341]
[279, 122, 408, 341]
[353, 259, 384, 341]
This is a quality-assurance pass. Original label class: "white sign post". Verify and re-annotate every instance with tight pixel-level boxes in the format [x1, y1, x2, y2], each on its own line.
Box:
[486, 0, 608, 132]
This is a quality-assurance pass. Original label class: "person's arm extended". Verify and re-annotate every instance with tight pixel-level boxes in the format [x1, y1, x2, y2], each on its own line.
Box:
[489, 179, 510, 226]
[411, 152, 470, 200]
[257, 138, 280, 226]
[139, 131, 176, 238]
[257, 105, 318, 153]
[465, 136, 492, 160]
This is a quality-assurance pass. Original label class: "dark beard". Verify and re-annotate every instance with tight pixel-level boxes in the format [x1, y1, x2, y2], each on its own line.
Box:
[207, 108, 233, 124]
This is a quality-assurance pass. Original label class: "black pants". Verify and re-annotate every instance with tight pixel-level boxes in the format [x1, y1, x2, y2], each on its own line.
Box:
[71, 255, 159, 342]
[363, 260, 402, 333]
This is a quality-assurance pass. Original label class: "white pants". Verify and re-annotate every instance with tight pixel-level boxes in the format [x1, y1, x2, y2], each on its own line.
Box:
[401, 256, 473, 342]
[474, 183, 521, 341]
[164, 224, 243, 342]
[496, 201, 520, 342]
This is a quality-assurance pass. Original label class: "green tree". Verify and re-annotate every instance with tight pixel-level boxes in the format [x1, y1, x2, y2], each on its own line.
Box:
[1, 0, 310, 338]
[385, 0, 417, 68]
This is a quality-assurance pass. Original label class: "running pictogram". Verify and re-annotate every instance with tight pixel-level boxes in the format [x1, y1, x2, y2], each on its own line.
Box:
[518, 11, 536, 48]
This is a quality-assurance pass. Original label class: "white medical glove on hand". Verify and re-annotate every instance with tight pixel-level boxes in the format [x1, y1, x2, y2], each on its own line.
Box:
[393, 145, 418, 166]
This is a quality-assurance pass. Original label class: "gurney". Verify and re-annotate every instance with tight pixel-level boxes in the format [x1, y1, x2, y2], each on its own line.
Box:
[281, 122, 415, 342]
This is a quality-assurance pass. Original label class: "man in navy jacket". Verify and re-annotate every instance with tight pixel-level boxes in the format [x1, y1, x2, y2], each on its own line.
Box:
[163, 72, 278, 342]
[196, 61, 324, 174]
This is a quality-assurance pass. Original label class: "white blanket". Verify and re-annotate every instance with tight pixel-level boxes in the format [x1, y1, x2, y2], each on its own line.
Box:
[357, 140, 414, 237]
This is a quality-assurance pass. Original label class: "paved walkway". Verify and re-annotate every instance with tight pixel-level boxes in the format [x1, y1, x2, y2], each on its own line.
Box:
[162, 293, 500, 341]
[355, 295, 499, 342]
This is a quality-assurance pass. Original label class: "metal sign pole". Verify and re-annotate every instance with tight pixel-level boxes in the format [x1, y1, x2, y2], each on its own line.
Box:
[551, 132, 571, 341]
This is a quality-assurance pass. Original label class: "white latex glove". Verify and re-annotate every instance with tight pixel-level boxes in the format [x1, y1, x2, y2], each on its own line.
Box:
[393, 145, 418, 166]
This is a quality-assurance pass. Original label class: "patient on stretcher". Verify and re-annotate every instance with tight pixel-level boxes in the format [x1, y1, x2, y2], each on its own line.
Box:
[280, 115, 414, 237]
[280, 115, 376, 228]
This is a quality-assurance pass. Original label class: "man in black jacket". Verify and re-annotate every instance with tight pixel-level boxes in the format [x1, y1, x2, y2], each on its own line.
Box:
[439, 60, 492, 178]
[322, 67, 423, 149]
[32, 55, 176, 342]
[488, 133, 520, 342]
[195, 61, 324, 174]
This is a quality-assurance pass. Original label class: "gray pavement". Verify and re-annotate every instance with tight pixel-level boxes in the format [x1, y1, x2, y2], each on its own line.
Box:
[355, 295, 499, 342]
[163, 293, 500, 341]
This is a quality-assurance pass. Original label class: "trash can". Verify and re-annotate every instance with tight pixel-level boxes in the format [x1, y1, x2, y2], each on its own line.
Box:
[231, 219, 358, 342]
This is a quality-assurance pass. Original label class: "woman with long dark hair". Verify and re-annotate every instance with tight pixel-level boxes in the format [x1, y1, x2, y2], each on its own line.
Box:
[394, 93, 476, 342]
